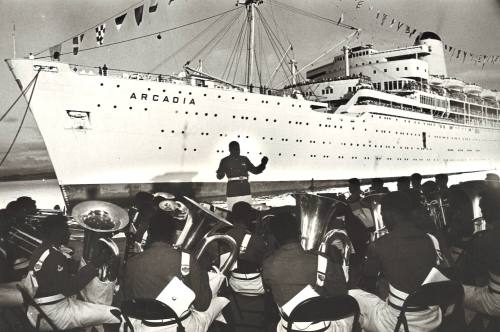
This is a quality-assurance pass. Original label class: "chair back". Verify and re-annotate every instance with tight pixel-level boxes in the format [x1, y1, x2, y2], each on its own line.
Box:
[394, 281, 464, 332]
[287, 295, 359, 331]
[121, 298, 183, 331]
[16, 284, 60, 331]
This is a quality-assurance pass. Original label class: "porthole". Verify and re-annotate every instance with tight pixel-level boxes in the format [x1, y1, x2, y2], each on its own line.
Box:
[113, 105, 117, 109]
[163, 89, 166, 93]
[158, 147, 162, 150]
[100, 83, 104, 86]
[116, 85, 120, 88]
[161, 129, 164, 133]
[144, 108, 148, 111]
[203, 93, 207, 96]
[129, 107, 133, 110]
[97, 104, 101, 107]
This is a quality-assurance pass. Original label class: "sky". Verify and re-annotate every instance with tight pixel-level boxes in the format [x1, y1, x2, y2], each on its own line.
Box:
[0, 0, 500, 178]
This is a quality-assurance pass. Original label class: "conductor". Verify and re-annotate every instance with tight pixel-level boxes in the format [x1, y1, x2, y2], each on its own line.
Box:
[216, 141, 268, 209]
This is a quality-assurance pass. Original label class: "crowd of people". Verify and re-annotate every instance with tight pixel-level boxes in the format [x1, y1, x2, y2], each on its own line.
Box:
[0, 171, 499, 332]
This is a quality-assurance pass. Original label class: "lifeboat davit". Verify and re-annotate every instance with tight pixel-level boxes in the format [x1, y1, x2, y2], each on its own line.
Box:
[481, 89, 496, 101]
[429, 76, 444, 87]
[464, 84, 482, 96]
[443, 78, 465, 91]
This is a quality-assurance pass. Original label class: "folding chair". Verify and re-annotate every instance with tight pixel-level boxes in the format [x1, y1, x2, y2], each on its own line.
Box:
[16, 284, 60, 331]
[285, 294, 360, 331]
[121, 298, 186, 332]
[393, 280, 464, 332]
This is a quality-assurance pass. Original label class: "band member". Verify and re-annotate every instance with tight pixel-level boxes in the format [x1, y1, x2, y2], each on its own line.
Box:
[263, 213, 351, 331]
[349, 192, 442, 332]
[368, 178, 390, 194]
[216, 141, 268, 210]
[462, 189, 500, 319]
[24, 215, 121, 330]
[435, 174, 449, 193]
[226, 202, 270, 294]
[485, 173, 500, 189]
[396, 176, 411, 192]
[122, 212, 228, 332]
[344, 178, 371, 259]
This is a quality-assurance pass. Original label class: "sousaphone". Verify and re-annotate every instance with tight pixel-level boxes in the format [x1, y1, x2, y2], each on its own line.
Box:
[176, 196, 237, 274]
[72, 200, 129, 281]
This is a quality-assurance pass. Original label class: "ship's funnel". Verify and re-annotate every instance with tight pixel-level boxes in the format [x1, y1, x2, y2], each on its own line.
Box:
[414, 32, 447, 77]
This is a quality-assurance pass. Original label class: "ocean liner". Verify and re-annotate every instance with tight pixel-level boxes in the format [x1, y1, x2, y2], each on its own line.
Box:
[5, 1, 500, 208]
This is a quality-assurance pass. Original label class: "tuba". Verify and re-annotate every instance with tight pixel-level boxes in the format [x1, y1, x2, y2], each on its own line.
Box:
[175, 196, 238, 275]
[295, 193, 353, 281]
[360, 193, 388, 242]
[72, 201, 129, 281]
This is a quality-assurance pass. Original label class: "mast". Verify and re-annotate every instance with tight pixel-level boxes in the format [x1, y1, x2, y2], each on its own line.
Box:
[246, 1, 256, 88]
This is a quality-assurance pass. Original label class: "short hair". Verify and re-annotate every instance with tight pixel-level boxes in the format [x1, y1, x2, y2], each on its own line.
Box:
[480, 189, 500, 221]
[381, 191, 412, 217]
[40, 214, 68, 239]
[348, 178, 360, 186]
[229, 141, 239, 149]
[230, 201, 257, 225]
[372, 178, 383, 185]
[134, 191, 154, 206]
[435, 173, 448, 182]
[486, 173, 500, 182]
[148, 211, 177, 243]
[268, 212, 300, 245]
[411, 173, 422, 182]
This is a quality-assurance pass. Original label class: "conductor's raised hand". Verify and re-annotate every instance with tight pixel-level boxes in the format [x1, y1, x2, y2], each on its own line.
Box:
[261, 156, 269, 165]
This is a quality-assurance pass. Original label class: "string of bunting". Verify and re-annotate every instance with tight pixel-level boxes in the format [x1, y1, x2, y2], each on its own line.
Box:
[353, 0, 500, 68]
[46, 0, 168, 59]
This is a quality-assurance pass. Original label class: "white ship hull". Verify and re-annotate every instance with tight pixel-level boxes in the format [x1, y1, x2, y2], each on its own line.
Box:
[7, 59, 500, 207]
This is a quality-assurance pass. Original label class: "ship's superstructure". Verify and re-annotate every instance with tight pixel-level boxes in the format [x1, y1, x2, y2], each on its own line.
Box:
[5, 1, 500, 207]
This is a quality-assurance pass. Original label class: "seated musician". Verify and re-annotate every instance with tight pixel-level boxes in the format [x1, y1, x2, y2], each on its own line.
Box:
[23, 214, 121, 330]
[368, 178, 390, 194]
[485, 173, 499, 189]
[462, 189, 500, 318]
[122, 211, 228, 331]
[349, 192, 442, 332]
[225, 201, 270, 294]
[344, 178, 370, 261]
[263, 213, 351, 332]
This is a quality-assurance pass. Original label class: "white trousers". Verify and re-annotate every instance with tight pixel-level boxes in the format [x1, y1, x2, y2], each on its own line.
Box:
[27, 296, 120, 331]
[348, 289, 441, 332]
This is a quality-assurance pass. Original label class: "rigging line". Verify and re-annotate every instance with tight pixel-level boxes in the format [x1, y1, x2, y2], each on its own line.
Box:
[233, 23, 247, 85]
[222, 12, 246, 80]
[231, 22, 248, 85]
[256, 8, 294, 86]
[34, 0, 145, 56]
[0, 73, 39, 122]
[37, 7, 241, 59]
[190, 9, 242, 64]
[0, 70, 41, 168]
[150, 10, 232, 72]
[267, 1, 293, 53]
[276, 30, 359, 87]
[269, 0, 358, 31]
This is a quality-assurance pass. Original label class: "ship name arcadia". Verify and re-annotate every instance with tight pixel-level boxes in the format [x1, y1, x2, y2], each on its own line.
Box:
[130, 92, 195, 105]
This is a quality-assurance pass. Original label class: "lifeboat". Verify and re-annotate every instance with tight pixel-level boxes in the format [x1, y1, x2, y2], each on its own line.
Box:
[464, 84, 482, 96]
[480, 89, 496, 101]
[443, 78, 465, 91]
[429, 76, 444, 87]
[496, 91, 500, 103]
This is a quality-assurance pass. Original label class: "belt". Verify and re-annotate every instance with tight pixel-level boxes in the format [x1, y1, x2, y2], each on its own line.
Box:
[228, 176, 248, 181]
[34, 294, 66, 305]
[143, 312, 191, 327]
[230, 272, 262, 280]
